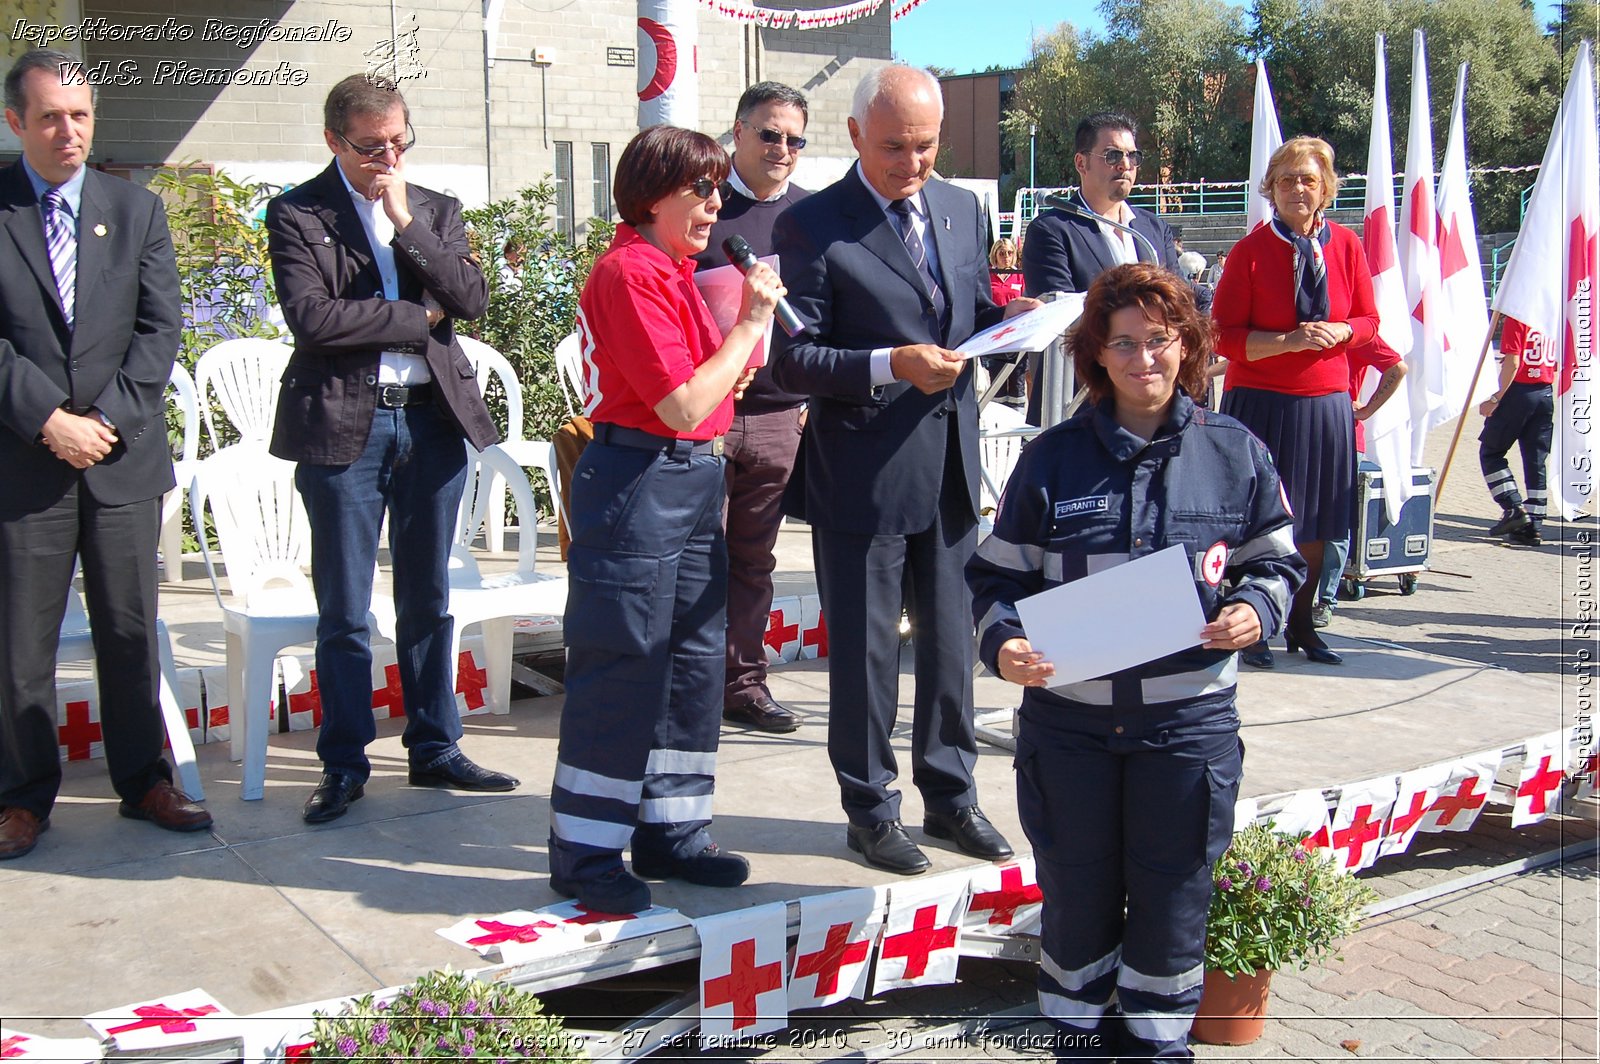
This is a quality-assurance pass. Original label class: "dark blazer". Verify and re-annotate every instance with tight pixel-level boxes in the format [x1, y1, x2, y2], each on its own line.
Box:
[1020, 198, 1181, 298]
[0, 163, 180, 515]
[771, 168, 1003, 536]
[266, 162, 496, 464]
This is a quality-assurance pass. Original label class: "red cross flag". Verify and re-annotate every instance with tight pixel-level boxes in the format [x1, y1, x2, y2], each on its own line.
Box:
[1244, 59, 1283, 234]
[697, 902, 788, 1042]
[454, 640, 493, 718]
[1513, 731, 1569, 827]
[85, 989, 234, 1054]
[1418, 752, 1501, 833]
[173, 667, 205, 746]
[1398, 30, 1447, 464]
[281, 655, 321, 733]
[536, 899, 689, 947]
[800, 595, 829, 660]
[55, 682, 101, 763]
[438, 910, 562, 962]
[0, 1027, 100, 1064]
[964, 859, 1044, 937]
[1327, 776, 1397, 873]
[1269, 789, 1332, 856]
[370, 648, 407, 721]
[1378, 763, 1452, 859]
[764, 596, 803, 665]
[789, 886, 884, 1011]
[873, 873, 970, 995]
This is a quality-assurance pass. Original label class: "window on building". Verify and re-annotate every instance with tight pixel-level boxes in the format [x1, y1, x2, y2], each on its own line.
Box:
[591, 142, 613, 222]
[554, 141, 575, 244]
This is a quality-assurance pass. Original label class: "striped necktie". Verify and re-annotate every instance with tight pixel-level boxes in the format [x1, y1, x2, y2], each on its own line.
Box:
[42, 188, 77, 329]
[890, 198, 947, 325]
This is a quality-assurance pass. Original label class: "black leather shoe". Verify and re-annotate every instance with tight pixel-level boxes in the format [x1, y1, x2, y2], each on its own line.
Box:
[1286, 629, 1344, 665]
[1489, 507, 1531, 537]
[550, 866, 652, 915]
[846, 820, 930, 875]
[924, 806, 1014, 860]
[1241, 641, 1275, 669]
[723, 696, 799, 733]
[409, 751, 519, 792]
[633, 843, 750, 887]
[1506, 525, 1543, 547]
[303, 772, 364, 824]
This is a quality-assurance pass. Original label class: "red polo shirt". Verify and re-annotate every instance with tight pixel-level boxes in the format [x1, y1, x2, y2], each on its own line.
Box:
[576, 224, 732, 440]
[1498, 317, 1558, 385]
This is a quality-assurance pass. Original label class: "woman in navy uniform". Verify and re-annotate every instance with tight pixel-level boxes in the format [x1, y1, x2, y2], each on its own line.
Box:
[545, 126, 782, 915]
[967, 264, 1304, 1061]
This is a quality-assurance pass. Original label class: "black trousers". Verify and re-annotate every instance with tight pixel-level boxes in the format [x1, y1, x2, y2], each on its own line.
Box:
[1480, 382, 1553, 526]
[811, 467, 979, 827]
[0, 487, 169, 818]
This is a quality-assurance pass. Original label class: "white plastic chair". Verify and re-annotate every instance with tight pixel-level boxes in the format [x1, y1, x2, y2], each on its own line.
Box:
[450, 445, 568, 716]
[191, 444, 393, 800]
[459, 336, 566, 553]
[193, 338, 292, 451]
[160, 363, 200, 580]
[553, 331, 586, 415]
[978, 402, 1036, 537]
[58, 576, 204, 800]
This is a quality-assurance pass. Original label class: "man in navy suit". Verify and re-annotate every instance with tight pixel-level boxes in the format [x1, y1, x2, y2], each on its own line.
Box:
[772, 66, 1035, 875]
[1020, 112, 1180, 423]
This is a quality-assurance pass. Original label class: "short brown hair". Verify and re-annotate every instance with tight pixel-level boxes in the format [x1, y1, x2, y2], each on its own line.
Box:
[323, 74, 408, 136]
[1069, 263, 1212, 405]
[613, 125, 730, 227]
[1260, 135, 1339, 212]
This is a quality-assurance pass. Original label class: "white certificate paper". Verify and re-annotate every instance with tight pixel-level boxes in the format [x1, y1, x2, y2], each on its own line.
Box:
[693, 258, 777, 368]
[956, 294, 1084, 358]
[1014, 544, 1207, 688]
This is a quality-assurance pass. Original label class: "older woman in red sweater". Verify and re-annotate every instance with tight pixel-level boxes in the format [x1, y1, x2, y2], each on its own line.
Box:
[1213, 136, 1378, 668]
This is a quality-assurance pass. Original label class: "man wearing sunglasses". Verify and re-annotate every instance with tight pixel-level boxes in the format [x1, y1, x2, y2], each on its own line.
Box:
[266, 75, 511, 824]
[691, 82, 811, 736]
[1021, 112, 1180, 423]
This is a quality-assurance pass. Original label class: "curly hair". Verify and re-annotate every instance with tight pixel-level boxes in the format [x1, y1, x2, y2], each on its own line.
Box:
[1069, 263, 1212, 406]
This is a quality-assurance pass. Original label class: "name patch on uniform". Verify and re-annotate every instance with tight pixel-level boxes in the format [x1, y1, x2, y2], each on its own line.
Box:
[1054, 495, 1108, 519]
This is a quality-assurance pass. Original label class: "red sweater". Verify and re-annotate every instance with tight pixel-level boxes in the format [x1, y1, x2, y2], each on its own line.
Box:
[1213, 220, 1379, 397]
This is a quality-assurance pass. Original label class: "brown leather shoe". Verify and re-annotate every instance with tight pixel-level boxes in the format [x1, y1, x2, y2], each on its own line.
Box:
[119, 781, 213, 833]
[0, 807, 47, 860]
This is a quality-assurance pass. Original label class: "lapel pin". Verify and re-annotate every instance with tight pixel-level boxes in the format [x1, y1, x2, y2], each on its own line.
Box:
[93, 223, 107, 237]
[943, 217, 951, 230]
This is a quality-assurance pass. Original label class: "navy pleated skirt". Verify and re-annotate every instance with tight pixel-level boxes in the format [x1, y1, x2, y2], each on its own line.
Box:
[1221, 387, 1354, 543]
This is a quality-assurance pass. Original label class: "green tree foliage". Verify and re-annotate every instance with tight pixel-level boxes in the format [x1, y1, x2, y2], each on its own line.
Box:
[1000, 23, 1101, 188]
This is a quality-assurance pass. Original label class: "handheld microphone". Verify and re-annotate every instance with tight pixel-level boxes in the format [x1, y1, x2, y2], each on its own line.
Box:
[722, 235, 804, 337]
[1042, 192, 1163, 263]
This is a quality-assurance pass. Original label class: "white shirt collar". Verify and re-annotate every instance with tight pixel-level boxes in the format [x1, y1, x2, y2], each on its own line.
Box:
[856, 161, 926, 219]
[727, 163, 789, 204]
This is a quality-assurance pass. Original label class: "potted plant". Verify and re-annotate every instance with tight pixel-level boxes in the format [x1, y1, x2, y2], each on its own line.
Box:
[1191, 823, 1376, 1045]
[304, 968, 584, 1061]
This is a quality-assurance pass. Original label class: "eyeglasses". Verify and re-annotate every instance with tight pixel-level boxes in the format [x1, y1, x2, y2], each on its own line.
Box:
[687, 177, 720, 199]
[1091, 149, 1144, 168]
[757, 128, 807, 151]
[1274, 173, 1322, 191]
[1103, 335, 1179, 356]
[334, 123, 417, 159]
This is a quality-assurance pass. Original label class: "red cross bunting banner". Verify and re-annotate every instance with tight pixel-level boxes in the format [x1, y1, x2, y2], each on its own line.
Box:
[800, 595, 828, 660]
[173, 668, 205, 747]
[764, 596, 803, 665]
[453, 641, 494, 718]
[789, 887, 884, 1010]
[1327, 775, 1398, 873]
[1418, 752, 1501, 833]
[697, 902, 789, 1042]
[1379, 763, 1452, 859]
[535, 899, 690, 946]
[438, 910, 564, 962]
[872, 873, 970, 995]
[964, 859, 1044, 938]
[1513, 730, 1570, 827]
[1269, 789, 1332, 854]
[85, 989, 234, 1053]
[54, 680, 100, 763]
[369, 647, 408, 722]
[0, 1027, 100, 1064]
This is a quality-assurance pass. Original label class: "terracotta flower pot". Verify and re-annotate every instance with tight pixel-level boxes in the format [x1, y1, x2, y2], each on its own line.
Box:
[1189, 967, 1273, 1045]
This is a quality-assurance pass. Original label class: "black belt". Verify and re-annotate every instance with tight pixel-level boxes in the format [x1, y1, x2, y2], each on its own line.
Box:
[594, 422, 724, 458]
[376, 382, 433, 408]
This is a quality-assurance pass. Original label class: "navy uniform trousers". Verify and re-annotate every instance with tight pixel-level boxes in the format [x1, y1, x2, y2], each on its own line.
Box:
[547, 431, 728, 884]
[1016, 695, 1243, 1062]
[1480, 381, 1553, 530]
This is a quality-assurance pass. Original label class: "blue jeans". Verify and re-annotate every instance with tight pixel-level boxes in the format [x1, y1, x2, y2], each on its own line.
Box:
[1316, 536, 1349, 606]
[295, 403, 469, 782]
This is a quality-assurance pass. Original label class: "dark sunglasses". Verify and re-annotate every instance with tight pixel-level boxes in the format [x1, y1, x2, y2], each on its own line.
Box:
[334, 123, 417, 160]
[1092, 149, 1144, 168]
[757, 128, 807, 151]
[688, 177, 719, 199]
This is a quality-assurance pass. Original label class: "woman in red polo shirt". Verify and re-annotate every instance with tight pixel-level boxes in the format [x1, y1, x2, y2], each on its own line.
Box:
[546, 125, 783, 915]
[1213, 136, 1379, 669]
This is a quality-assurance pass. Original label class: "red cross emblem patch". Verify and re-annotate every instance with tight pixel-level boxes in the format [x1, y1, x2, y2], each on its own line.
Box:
[1200, 541, 1228, 587]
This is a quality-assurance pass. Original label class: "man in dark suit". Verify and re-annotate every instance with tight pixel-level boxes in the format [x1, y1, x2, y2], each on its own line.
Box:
[268, 75, 513, 824]
[1020, 112, 1180, 423]
[772, 65, 1034, 874]
[0, 49, 211, 859]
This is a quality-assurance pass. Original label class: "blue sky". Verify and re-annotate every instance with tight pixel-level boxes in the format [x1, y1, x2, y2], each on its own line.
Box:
[892, 0, 1565, 74]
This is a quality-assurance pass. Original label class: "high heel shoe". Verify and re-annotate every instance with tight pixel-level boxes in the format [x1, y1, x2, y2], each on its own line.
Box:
[1286, 628, 1343, 665]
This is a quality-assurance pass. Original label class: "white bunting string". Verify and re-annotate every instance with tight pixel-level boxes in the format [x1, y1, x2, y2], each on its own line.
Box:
[698, 0, 886, 29]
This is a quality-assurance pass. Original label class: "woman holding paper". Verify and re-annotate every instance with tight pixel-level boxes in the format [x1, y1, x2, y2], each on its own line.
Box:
[966, 263, 1304, 1061]
[1212, 136, 1379, 668]
[544, 125, 783, 915]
